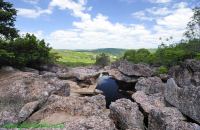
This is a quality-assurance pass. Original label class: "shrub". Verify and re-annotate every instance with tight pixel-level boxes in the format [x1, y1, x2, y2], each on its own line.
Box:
[95, 53, 110, 66]
[0, 34, 58, 68]
[156, 66, 168, 74]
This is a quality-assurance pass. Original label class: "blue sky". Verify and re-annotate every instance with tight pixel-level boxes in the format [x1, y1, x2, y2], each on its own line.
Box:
[6, 0, 200, 49]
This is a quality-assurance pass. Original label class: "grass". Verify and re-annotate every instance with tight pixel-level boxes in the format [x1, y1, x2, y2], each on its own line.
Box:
[1, 122, 64, 129]
[52, 49, 119, 67]
[52, 49, 96, 67]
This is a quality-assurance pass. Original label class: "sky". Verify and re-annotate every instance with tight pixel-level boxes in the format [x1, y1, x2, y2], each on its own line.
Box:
[6, 0, 200, 49]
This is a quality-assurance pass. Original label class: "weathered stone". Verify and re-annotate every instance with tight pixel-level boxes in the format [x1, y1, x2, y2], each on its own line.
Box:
[0, 70, 70, 126]
[132, 91, 165, 114]
[40, 71, 57, 78]
[63, 113, 116, 130]
[109, 98, 144, 130]
[27, 95, 107, 123]
[0, 66, 16, 72]
[40, 64, 68, 73]
[18, 101, 40, 122]
[159, 74, 169, 82]
[118, 60, 153, 77]
[135, 77, 165, 94]
[148, 107, 200, 130]
[104, 68, 138, 83]
[22, 67, 39, 74]
[165, 78, 200, 124]
[169, 59, 200, 87]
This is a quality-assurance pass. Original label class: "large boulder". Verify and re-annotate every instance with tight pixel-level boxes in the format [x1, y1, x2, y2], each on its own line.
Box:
[168, 59, 200, 87]
[26, 95, 116, 129]
[135, 77, 165, 94]
[103, 68, 138, 83]
[118, 60, 153, 77]
[27, 94, 107, 123]
[109, 99, 144, 130]
[148, 107, 200, 130]
[165, 78, 200, 124]
[0, 69, 70, 126]
[132, 91, 166, 114]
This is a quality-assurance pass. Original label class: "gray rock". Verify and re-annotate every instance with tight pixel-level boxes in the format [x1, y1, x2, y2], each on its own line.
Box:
[109, 98, 144, 130]
[27, 95, 107, 123]
[135, 77, 165, 94]
[103, 68, 138, 83]
[40, 71, 57, 78]
[132, 91, 166, 114]
[159, 74, 169, 82]
[165, 78, 200, 124]
[168, 59, 200, 87]
[22, 67, 39, 74]
[148, 107, 200, 130]
[0, 70, 70, 126]
[118, 60, 153, 77]
[18, 101, 40, 122]
[0, 66, 16, 72]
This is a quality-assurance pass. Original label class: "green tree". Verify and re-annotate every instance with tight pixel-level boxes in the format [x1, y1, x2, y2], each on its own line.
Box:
[135, 48, 150, 63]
[0, 0, 18, 39]
[95, 53, 111, 66]
[0, 34, 57, 68]
[123, 49, 136, 61]
[184, 7, 200, 40]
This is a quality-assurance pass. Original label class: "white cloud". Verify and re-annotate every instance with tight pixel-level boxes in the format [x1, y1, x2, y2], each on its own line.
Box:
[49, 0, 91, 21]
[18, 0, 194, 49]
[132, 11, 153, 21]
[46, 1, 193, 49]
[17, 7, 52, 18]
[156, 5, 193, 30]
[48, 12, 155, 49]
[22, 0, 40, 4]
[149, 0, 171, 3]
[146, 7, 171, 16]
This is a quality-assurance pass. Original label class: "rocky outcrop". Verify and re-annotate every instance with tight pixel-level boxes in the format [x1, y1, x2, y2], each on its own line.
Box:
[165, 78, 200, 124]
[27, 94, 106, 122]
[148, 107, 200, 130]
[109, 98, 144, 130]
[118, 60, 153, 77]
[168, 59, 200, 87]
[0, 68, 70, 126]
[132, 91, 166, 114]
[18, 101, 40, 122]
[26, 94, 116, 129]
[135, 77, 165, 94]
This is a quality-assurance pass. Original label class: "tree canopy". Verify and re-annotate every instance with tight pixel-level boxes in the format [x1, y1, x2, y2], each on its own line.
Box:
[0, 0, 18, 39]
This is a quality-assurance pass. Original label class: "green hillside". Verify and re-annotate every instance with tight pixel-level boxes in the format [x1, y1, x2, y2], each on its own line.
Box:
[52, 50, 96, 67]
[52, 48, 157, 67]
[77, 48, 127, 56]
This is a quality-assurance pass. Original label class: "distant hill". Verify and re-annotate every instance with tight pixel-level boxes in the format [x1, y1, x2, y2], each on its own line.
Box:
[76, 48, 127, 56]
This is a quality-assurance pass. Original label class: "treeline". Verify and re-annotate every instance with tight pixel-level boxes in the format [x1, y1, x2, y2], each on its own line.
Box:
[123, 7, 200, 73]
[0, 0, 57, 68]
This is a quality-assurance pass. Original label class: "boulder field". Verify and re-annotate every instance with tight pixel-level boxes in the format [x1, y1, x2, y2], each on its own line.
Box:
[0, 59, 200, 130]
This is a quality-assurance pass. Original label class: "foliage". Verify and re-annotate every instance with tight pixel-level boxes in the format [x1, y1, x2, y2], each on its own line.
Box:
[156, 66, 168, 74]
[195, 53, 200, 60]
[123, 7, 200, 67]
[0, 34, 57, 68]
[95, 53, 111, 66]
[123, 49, 151, 64]
[0, 0, 18, 39]
[82, 48, 127, 56]
[1, 122, 64, 129]
[184, 7, 200, 40]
